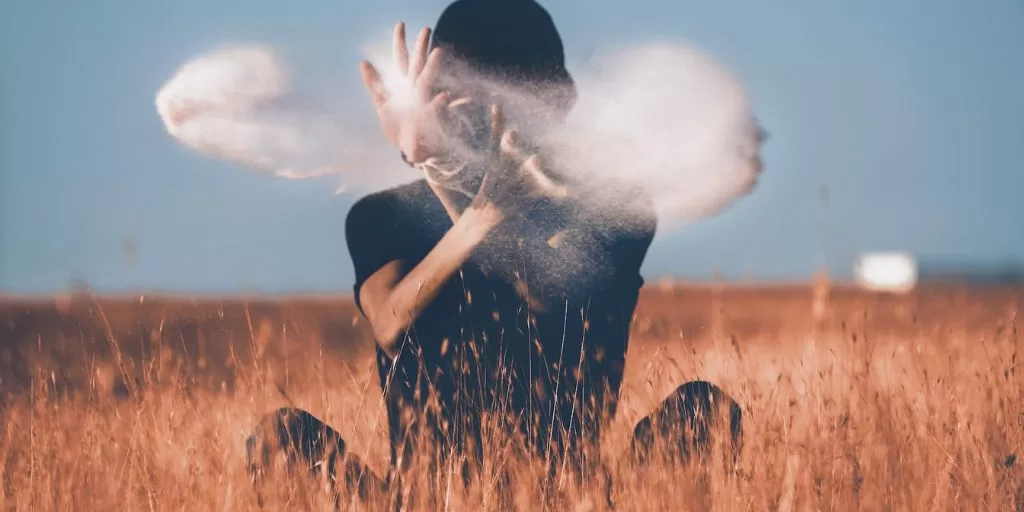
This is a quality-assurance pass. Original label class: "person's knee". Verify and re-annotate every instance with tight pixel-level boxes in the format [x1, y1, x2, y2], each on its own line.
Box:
[246, 407, 386, 503]
[630, 380, 743, 465]
[247, 407, 344, 477]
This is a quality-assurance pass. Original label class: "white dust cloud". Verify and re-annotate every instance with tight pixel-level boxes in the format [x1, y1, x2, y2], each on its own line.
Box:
[156, 36, 763, 227]
[155, 45, 405, 190]
[559, 42, 763, 223]
[155, 34, 765, 295]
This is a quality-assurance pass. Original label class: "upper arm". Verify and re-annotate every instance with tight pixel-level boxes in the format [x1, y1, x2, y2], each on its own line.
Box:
[345, 194, 406, 316]
[357, 260, 404, 327]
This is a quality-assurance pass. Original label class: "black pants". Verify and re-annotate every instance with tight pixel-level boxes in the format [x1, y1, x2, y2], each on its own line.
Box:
[372, 337, 622, 492]
[246, 380, 743, 508]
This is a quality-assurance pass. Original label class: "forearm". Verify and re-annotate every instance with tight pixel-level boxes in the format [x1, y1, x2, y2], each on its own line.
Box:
[421, 157, 578, 309]
[424, 173, 470, 223]
[370, 204, 502, 357]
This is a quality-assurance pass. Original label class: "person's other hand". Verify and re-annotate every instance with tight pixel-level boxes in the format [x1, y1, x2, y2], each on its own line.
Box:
[358, 22, 450, 164]
[470, 105, 569, 217]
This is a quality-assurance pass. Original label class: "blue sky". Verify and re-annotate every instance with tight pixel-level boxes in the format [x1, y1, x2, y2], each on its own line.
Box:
[1, 0, 1022, 294]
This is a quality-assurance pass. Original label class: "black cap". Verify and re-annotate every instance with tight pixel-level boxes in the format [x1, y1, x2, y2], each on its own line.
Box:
[430, 0, 574, 89]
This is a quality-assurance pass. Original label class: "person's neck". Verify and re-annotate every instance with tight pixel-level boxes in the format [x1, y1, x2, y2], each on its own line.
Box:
[426, 178, 474, 223]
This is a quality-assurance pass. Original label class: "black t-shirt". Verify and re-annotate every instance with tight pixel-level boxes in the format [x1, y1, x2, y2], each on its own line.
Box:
[345, 178, 655, 462]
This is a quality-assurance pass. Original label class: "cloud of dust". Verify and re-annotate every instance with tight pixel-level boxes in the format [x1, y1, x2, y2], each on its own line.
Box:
[154, 44, 408, 192]
[155, 33, 765, 293]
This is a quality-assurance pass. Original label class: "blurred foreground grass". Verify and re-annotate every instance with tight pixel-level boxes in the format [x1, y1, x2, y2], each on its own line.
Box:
[0, 285, 1021, 510]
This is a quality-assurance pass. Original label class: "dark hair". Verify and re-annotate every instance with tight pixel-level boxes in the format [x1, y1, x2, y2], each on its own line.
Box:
[430, 0, 576, 110]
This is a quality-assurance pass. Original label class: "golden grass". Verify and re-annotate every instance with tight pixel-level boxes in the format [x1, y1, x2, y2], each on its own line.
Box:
[0, 285, 1021, 510]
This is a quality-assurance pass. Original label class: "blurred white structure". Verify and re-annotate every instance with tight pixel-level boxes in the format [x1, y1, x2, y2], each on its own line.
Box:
[854, 252, 919, 293]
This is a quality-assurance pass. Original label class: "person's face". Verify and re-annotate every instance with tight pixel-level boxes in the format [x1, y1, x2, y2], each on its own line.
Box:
[436, 73, 576, 157]
[440, 82, 498, 155]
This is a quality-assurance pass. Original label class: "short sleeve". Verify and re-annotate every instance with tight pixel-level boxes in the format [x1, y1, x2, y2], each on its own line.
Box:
[345, 193, 404, 313]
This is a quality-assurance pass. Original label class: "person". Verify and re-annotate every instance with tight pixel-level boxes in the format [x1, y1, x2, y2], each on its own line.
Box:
[246, 0, 743, 508]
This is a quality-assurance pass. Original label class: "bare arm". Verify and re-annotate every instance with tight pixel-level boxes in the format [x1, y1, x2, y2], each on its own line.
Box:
[358, 104, 555, 355]
[357, 21, 576, 333]
[358, 204, 502, 358]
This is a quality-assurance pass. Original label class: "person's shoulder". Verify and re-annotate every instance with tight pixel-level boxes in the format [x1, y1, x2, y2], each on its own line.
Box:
[346, 179, 432, 226]
[633, 193, 658, 238]
[618, 186, 658, 239]
[350, 179, 432, 209]
[580, 187, 658, 241]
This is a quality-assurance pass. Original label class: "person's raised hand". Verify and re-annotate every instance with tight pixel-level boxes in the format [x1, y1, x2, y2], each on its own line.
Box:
[470, 105, 569, 218]
[359, 22, 449, 164]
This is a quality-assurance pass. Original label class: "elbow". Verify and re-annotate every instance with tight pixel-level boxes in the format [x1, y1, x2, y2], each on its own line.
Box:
[371, 324, 401, 359]
[369, 301, 409, 358]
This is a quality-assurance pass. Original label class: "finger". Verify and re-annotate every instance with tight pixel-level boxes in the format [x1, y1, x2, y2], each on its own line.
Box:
[522, 155, 569, 198]
[427, 91, 451, 127]
[490, 105, 505, 159]
[415, 47, 444, 99]
[447, 96, 473, 110]
[445, 96, 475, 138]
[359, 61, 389, 109]
[409, 27, 431, 77]
[474, 172, 492, 198]
[500, 129, 519, 157]
[392, 22, 410, 76]
[428, 91, 450, 112]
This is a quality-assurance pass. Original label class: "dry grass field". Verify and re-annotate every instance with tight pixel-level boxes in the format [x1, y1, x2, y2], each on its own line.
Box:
[0, 284, 1021, 510]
